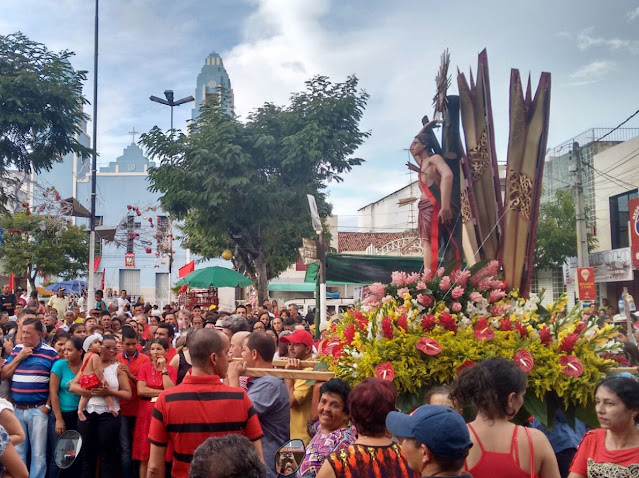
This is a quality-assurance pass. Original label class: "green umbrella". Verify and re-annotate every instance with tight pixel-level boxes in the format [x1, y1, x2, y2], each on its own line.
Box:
[176, 266, 252, 288]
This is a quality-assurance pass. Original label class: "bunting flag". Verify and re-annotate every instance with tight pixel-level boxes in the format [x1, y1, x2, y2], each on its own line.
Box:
[179, 261, 195, 278]
[8, 273, 14, 293]
[100, 269, 105, 291]
[93, 256, 101, 272]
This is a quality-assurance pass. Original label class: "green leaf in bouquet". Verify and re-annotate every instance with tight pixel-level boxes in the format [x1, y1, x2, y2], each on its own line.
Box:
[523, 392, 547, 426]
[443, 259, 463, 277]
[575, 402, 599, 429]
[468, 259, 489, 276]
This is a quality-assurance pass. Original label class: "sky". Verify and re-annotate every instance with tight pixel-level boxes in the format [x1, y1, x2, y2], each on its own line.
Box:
[2, 0, 639, 231]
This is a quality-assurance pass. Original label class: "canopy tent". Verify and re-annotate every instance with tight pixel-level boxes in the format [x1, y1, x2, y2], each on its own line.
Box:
[45, 280, 87, 295]
[176, 266, 252, 288]
[304, 254, 424, 285]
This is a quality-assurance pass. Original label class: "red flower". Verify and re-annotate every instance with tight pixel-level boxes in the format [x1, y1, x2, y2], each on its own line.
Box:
[416, 337, 442, 355]
[559, 355, 583, 377]
[539, 326, 552, 345]
[559, 333, 579, 353]
[145, 248, 152, 254]
[381, 317, 393, 339]
[574, 322, 587, 334]
[375, 362, 395, 381]
[457, 360, 475, 375]
[499, 319, 513, 331]
[397, 314, 408, 331]
[514, 322, 528, 338]
[438, 312, 457, 332]
[343, 324, 355, 344]
[513, 350, 534, 372]
[474, 318, 495, 341]
[352, 309, 364, 322]
[421, 314, 436, 331]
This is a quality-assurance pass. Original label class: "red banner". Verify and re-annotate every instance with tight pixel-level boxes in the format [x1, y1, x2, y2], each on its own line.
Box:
[179, 261, 195, 278]
[629, 198, 639, 267]
[576, 267, 596, 302]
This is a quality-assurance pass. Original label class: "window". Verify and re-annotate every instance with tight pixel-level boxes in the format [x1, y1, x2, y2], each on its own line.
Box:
[610, 190, 638, 249]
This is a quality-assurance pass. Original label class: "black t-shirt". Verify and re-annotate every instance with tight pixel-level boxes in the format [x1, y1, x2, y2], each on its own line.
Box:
[0, 294, 16, 314]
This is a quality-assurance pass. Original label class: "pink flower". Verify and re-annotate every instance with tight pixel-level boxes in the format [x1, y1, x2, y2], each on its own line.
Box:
[513, 350, 534, 373]
[437, 267, 445, 278]
[369, 282, 386, 297]
[469, 292, 483, 303]
[451, 302, 462, 312]
[488, 289, 506, 303]
[458, 270, 471, 287]
[397, 287, 409, 298]
[416, 337, 442, 355]
[451, 286, 465, 299]
[362, 295, 379, 307]
[439, 276, 452, 291]
[417, 294, 434, 307]
[405, 272, 420, 285]
[539, 326, 552, 345]
[486, 260, 500, 277]
[559, 355, 583, 377]
[417, 281, 428, 290]
[499, 319, 513, 331]
[478, 278, 492, 291]
[491, 304, 505, 316]
[422, 269, 433, 282]
[490, 279, 504, 290]
[375, 362, 395, 381]
[391, 271, 407, 286]
[382, 295, 394, 305]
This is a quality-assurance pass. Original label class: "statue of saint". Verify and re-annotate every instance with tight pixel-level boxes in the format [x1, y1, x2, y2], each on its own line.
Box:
[409, 117, 454, 271]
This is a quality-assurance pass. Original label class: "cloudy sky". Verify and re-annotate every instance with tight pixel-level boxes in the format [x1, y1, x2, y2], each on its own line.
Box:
[2, 0, 638, 230]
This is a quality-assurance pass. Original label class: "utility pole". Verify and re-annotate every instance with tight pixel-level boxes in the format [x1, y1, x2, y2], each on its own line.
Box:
[87, 0, 99, 311]
[573, 142, 590, 268]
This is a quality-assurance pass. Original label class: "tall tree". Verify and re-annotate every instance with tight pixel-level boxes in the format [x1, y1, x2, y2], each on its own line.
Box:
[534, 189, 597, 270]
[140, 76, 370, 301]
[0, 32, 91, 210]
[0, 213, 89, 290]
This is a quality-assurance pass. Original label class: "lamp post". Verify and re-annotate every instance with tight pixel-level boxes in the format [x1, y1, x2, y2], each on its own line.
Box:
[148, 90, 193, 307]
[149, 90, 194, 137]
[87, 0, 99, 310]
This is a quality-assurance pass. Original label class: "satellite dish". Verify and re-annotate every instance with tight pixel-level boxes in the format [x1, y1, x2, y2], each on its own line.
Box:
[54, 430, 82, 470]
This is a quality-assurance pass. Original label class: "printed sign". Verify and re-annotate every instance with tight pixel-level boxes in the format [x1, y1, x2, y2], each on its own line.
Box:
[124, 253, 135, 268]
[629, 198, 639, 267]
[576, 267, 596, 301]
[563, 247, 633, 284]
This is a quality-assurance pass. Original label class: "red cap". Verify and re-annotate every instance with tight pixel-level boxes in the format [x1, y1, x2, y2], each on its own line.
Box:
[279, 329, 313, 347]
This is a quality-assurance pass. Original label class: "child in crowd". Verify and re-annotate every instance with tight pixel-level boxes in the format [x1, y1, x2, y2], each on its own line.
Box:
[77, 333, 117, 420]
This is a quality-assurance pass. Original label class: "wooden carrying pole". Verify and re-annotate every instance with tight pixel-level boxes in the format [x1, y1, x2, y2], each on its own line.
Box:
[232, 357, 333, 380]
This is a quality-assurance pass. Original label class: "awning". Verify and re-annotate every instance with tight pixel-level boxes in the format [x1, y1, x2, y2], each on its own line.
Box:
[268, 282, 316, 292]
[304, 254, 423, 284]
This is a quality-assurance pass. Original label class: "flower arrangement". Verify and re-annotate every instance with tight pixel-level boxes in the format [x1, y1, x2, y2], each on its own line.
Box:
[320, 261, 621, 427]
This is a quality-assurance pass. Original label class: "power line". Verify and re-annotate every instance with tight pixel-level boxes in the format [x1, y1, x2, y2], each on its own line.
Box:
[593, 108, 639, 143]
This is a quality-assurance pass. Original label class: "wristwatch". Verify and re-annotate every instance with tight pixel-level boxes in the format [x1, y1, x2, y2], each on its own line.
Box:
[162, 371, 169, 376]
[44, 404, 51, 411]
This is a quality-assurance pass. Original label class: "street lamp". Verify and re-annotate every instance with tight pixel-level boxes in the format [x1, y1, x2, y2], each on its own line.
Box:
[149, 90, 194, 136]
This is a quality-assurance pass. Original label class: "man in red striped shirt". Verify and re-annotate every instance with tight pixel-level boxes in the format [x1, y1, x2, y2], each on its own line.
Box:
[147, 328, 263, 478]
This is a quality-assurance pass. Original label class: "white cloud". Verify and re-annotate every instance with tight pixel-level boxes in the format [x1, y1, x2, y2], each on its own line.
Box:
[567, 60, 615, 86]
[576, 28, 639, 54]
[627, 6, 639, 21]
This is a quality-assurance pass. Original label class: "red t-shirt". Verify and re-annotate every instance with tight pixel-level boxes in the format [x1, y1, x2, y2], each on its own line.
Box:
[118, 351, 150, 416]
[137, 362, 177, 389]
[148, 374, 263, 478]
[570, 428, 639, 476]
[165, 347, 177, 363]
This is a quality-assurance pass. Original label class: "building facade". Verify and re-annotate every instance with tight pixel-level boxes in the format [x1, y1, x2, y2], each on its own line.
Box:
[192, 52, 234, 120]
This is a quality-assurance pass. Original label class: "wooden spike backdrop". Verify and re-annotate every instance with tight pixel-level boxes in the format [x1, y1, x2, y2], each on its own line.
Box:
[457, 50, 503, 263]
[501, 69, 551, 296]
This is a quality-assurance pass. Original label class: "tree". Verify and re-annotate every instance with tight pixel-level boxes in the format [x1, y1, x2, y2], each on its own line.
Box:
[0, 32, 91, 210]
[0, 213, 89, 290]
[534, 189, 597, 270]
[140, 76, 370, 302]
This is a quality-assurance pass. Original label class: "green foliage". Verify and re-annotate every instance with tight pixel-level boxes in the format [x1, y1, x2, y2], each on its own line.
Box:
[140, 76, 370, 301]
[534, 189, 597, 270]
[0, 213, 89, 288]
[0, 32, 91, 210]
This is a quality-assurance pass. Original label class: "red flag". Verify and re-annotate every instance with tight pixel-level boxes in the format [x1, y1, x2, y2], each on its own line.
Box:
[93, 256, 101, 272]
[100, 269, 105, 291]
[178, 261, 195, 278]
[8, 273, 14, 293]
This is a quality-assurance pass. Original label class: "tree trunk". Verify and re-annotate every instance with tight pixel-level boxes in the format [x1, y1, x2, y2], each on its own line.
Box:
[255, 255, 268, 304]
[27, 265, 37, 294]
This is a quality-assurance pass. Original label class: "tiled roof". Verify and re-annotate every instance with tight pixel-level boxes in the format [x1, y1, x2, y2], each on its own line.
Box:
[338, 232, 415, 252]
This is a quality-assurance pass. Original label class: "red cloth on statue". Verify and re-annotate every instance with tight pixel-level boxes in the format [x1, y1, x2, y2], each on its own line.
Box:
[132, 362, 177, 461]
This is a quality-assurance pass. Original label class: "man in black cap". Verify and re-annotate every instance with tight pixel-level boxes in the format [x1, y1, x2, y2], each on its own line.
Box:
[386, 405, 473, 477]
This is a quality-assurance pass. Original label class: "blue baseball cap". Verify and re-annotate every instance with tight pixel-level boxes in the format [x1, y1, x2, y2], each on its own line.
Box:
[386, 405, 472, 460]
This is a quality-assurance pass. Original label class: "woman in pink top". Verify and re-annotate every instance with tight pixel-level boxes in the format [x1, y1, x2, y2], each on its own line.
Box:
[568, 376, 639, 477]
[450, 358, 560, 478]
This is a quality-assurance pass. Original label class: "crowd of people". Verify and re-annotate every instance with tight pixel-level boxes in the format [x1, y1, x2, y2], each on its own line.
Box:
[0, 285, 636, 478]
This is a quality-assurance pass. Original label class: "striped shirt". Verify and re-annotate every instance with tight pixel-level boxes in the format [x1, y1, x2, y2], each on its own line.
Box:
[3, 341, 58, 405]
[148, 374, 263, 478]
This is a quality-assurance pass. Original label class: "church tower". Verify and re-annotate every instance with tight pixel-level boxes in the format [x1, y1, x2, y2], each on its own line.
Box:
[192, 52, 234, 121]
